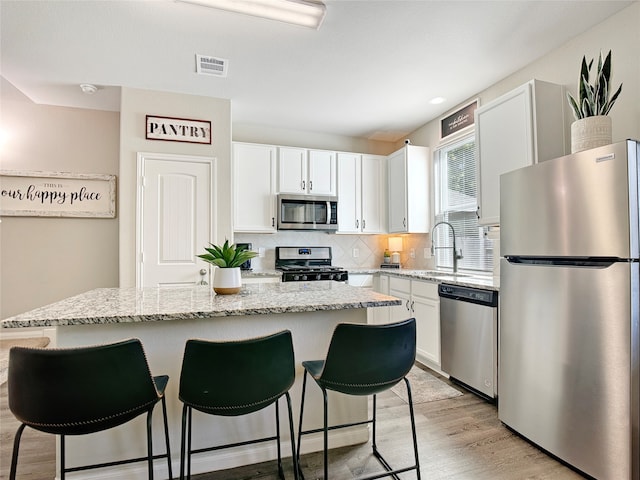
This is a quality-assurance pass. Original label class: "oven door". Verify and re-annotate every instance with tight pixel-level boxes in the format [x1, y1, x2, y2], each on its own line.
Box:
[277, 194, 338, 231]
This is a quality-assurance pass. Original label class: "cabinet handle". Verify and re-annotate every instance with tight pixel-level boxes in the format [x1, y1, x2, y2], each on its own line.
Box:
[272, 217, 275, 227]
[362, 219, 366, 230]
[356, 219, 359, 229]
[411, 300, 415, 312]
[405, 300, 411, 311]
[476, 206, 480, 219]
[302, 180, 306, 191]
[403, 218, 407, 228]
[309, 180, 313, 191]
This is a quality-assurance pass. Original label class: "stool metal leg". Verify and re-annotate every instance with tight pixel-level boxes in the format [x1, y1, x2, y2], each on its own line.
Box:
[61, 434, 66, 480]
[146, 410, 155, 480]
[161, 396, 173, 480]
[285, 392, 300, 480]
[404, 377, 421, 480]
[276, 399, 284, 479]
[322, 388, 329, 480]
[296, 370, 309, 479]
[9, 423, 26, 480]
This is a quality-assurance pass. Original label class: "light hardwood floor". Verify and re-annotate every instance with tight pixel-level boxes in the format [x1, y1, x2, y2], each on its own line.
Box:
[0, 366, 586, 480]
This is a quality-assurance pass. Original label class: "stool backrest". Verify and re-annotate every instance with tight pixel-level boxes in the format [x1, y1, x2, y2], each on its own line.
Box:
[318, 318, 416, 395]
[8, 338, 161, 435]
[179, 330, 295, 416]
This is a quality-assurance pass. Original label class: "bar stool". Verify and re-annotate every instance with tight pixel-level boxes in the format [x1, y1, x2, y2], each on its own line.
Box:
[8, 338, 172, 480]
[178, 330, 298, 480]
[296, 318, 420, 480]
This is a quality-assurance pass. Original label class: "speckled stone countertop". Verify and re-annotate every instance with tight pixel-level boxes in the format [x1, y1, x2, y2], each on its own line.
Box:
[1, 282, 402, 329]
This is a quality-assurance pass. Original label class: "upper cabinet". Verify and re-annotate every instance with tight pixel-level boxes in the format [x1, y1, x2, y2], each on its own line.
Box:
[233, 142, 277, 233]
[475, 79, 567, 226]
[278, 147, 336, 195]
[387, 145, 430, 233]
[337, 153, 387, 234]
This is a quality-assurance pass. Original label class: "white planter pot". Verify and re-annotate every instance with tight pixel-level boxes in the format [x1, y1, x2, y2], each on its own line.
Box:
[213, 267, 242, 295]
[571, 116, 612, 153]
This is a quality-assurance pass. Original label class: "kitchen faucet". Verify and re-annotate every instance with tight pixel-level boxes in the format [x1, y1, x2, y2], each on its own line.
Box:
[431, 221, 463, 273]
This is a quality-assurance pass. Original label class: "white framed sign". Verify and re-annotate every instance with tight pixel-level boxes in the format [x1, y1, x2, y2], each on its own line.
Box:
[146, 115, 212, 144]
[0, 170, 116, 218]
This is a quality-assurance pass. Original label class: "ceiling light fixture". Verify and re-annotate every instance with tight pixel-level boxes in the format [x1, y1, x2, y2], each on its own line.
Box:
[178, 0, 326, 29]
[430, 97, 446, 105]
[80, 83, 98, 94]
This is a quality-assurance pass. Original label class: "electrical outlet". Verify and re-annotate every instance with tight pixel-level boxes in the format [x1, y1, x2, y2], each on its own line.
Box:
[258, 247, 265, 258]
[424, 248, 431, 259]
[352, 248, 359, 258]
[410, 248, 415, 258]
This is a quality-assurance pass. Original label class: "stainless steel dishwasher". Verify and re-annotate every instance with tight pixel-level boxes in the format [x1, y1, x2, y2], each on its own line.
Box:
[438, 283, 498, 400]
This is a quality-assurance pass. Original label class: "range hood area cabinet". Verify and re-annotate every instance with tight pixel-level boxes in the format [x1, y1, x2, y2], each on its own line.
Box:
[387, 145, 430, 233]
[232, 142, 277, 233]
[278, 146, 337, 196]
[475, 79, 567, 226]
[337, 153, 387, 234]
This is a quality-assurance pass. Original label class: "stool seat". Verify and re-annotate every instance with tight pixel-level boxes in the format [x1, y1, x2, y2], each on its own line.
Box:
[297, 318, 421, 480]
[179, 330, 299, 480]
[8, 338, 172, 480]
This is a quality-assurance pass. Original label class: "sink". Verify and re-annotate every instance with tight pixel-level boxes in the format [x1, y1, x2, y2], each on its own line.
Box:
[411, 270, 470, 278]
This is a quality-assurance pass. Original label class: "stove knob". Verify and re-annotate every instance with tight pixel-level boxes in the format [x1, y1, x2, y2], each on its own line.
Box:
[293, 275, 300, 281]
[316, 274, 322, 280]
[329, 273, 335, 280]
[301, 275, 307, 281]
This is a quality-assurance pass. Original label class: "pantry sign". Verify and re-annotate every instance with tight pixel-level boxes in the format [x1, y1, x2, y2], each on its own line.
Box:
[0, 171, 116, 218]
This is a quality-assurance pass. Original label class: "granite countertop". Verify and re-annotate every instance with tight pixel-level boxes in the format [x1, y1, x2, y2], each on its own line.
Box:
[243, 268, 499, 291]
[1, 282, 401, 329]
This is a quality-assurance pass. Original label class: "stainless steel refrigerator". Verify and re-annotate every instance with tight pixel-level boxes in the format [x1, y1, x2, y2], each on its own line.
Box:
[499, 140, 639, 480]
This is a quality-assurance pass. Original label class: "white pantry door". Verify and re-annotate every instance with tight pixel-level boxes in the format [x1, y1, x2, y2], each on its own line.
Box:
[137, 153, 215, 287]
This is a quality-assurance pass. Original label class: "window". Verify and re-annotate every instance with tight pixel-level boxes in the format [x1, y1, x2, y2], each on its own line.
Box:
[433, 134, 493, 274]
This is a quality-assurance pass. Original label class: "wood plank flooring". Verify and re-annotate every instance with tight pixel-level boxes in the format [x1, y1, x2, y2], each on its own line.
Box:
[0, 366, 586, 480]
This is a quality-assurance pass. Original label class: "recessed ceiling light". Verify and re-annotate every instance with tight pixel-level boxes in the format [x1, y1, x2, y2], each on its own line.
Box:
[177, 0, 326, 29]
[80, 84, 98, 94]
[430, 97, 446, 105]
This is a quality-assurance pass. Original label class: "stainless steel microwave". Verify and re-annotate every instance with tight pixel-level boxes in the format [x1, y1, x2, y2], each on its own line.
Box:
[277, 194, 338, 231]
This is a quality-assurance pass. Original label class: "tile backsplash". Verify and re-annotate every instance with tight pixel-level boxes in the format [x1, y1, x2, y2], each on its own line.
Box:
[234, 232, 434, 270]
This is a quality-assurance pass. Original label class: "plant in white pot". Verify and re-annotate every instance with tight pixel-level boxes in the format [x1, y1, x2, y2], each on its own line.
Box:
[566, 49, 623, 153]
[197, 240, 258, 295]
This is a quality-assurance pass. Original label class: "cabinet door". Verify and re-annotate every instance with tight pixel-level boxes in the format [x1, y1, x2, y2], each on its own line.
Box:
[388, 149, 408, 233]
[337, 153, 362, 233]
[412, 294, 440, 367]
[278, 147, 307, 193]
[476, 83, 534, 226]
[308, 149, 336, 195]
[371, 274, 390, 324]
[361, 154, 386, 234]
[233, 143, 276, 232]
[389, 277, 411, 322]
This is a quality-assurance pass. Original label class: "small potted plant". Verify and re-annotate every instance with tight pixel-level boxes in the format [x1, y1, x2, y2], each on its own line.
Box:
[198, 240, 258, 294]
[566, 49, 623, 153]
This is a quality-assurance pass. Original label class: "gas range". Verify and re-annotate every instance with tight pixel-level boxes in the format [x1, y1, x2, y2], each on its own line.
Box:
[275, 247, 348, 283]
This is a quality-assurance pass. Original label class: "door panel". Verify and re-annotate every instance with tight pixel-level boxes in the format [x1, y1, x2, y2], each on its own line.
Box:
[138, 154, 213, 287]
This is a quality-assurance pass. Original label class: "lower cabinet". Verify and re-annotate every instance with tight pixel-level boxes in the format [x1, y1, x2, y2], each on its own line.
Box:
[388, 276, 440, 369]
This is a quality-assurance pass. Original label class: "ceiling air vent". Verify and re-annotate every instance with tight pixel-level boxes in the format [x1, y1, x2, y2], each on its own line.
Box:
[196, 54, 228, 77]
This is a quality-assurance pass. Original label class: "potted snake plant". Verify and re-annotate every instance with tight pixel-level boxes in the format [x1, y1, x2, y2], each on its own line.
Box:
[198, 240, 258, 294]
[566, 49, 623, 153]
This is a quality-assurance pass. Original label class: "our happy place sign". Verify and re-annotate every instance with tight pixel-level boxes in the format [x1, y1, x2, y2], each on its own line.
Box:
[0, 171, 116, 218]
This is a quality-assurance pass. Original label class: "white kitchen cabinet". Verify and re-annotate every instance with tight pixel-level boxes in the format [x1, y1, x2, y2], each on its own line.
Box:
[337, 153, 386, 234]
[387, 145, 430, 233]
[389, 276, 440, 369]
[371, 274, 390, 324]
[233, 142, 277, 233]
[475, 79, 566, 226]
[278, 147, 336, 195]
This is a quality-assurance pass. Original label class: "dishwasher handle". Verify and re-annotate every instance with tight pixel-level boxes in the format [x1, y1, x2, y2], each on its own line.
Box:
[438, 283, 498, 307]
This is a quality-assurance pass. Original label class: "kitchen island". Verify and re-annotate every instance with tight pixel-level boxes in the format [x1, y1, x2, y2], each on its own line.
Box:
[1, 282, 401, 480]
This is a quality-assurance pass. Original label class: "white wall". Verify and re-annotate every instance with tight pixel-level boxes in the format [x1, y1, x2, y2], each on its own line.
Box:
[0, 79, 120, 319]
[118, 88, 232, 287]
[405, 2, 640, 150]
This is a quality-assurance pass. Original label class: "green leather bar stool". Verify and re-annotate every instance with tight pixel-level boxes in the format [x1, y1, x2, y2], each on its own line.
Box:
[8, 338, 172, 480]
[296, 318, 420, 480]
[178, 330, 299, 480]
